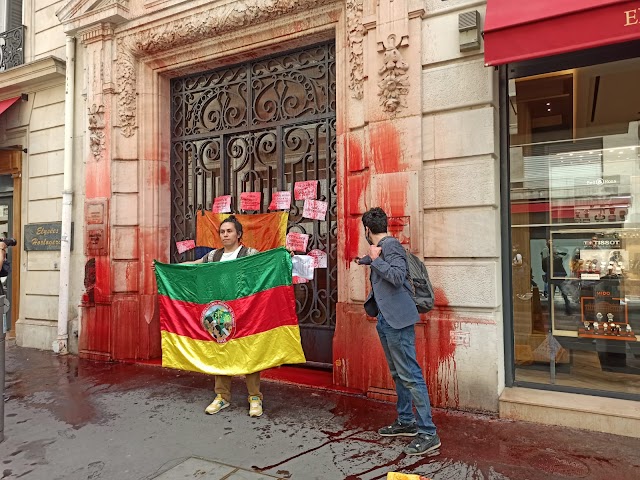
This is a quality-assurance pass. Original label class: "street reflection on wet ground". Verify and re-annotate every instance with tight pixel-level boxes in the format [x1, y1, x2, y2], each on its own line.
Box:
[1, 343, 639, 480]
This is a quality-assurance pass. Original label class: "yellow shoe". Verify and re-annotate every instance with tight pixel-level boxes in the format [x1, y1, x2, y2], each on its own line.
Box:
[205, 395, 230, 415]
[248, 395, 263, 417]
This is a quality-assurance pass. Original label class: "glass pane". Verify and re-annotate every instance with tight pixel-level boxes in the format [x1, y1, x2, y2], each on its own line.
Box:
[510, 57, 640, 396]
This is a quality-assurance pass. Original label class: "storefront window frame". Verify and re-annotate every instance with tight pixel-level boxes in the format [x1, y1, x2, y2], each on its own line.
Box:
[500, 40, 640, 402]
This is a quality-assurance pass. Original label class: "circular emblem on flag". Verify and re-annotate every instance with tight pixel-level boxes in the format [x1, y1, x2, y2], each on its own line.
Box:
[201, 301, 235, 343]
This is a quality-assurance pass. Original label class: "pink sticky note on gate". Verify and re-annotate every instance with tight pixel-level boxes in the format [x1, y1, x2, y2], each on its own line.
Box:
[308, 249, 328, 268]
[269, 191, 292, 210]
[294, 180, 318, 200]
[176, 239, 196, 254]
[212, 195, 232, 213]
[240, 192, 262, 211]
[286, 232, 310, 252]
[302, 199, 328, 220]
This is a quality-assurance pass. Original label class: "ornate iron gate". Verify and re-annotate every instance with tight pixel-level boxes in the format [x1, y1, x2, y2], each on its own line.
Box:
[170, 42, 337, 367]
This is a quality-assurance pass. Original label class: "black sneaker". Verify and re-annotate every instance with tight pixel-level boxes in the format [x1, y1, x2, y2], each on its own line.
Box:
[403, 433, 441, 455]
[378, 420, 418, 437]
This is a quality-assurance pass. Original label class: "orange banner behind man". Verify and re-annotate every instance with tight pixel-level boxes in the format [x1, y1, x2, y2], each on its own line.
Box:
[196, 211, 289, 251]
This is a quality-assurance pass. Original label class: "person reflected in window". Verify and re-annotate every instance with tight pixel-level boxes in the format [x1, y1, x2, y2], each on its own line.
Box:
[542, 242, 572, 315]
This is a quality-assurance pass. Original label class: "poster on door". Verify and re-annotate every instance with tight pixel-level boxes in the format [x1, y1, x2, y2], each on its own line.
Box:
[302, 199, 328, 220]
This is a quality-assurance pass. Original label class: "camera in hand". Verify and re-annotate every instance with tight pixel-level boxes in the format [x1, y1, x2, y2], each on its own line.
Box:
[0, 238, 16, 247]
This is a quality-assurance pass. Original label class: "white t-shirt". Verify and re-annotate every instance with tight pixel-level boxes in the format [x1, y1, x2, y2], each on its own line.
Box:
[220, 246, 243, 262]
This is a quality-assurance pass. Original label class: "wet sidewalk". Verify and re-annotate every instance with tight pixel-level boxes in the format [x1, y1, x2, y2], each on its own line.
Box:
[1, 342, 639, 480]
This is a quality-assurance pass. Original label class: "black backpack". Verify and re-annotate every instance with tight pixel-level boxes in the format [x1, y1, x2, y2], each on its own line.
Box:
[380, 237, 435, 313]
[405, 251, 435, 313]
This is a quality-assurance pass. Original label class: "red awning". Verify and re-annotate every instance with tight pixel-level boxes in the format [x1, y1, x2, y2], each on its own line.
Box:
[0, 96, 21, 116]
[484, 0, 640, 66]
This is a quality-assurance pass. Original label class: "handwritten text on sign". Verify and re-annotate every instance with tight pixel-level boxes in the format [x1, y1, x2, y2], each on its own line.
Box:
[212, 195, 232, 213]
[308, 249, 328, 268]
[269, 191, 292, 210]
[302, 199, 328, 220]
[294, 181, 318, 200]
[240, 192, 262, 211]
[286, 232, 310, 252]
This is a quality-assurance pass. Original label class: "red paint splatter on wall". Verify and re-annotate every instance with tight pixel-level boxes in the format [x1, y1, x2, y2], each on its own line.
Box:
[376, 176, 408, 219]
[347, 134, 364, 173]
[369, 122, 402, 175]
[422, 288, 459, 408]
[342, 134, 370, 269]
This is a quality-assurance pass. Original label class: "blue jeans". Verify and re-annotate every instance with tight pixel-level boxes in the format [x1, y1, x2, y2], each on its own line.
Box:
[376, 313, 437, 436]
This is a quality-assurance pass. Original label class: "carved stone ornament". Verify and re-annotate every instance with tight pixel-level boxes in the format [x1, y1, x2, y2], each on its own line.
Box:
[88, 104, 106, 160]
[116, 38, 136, 138]
[346, 0, 364, 100]
[378, 34, 409, 114]
[113, 0, 338, 137]
[128, 0, 337, 56]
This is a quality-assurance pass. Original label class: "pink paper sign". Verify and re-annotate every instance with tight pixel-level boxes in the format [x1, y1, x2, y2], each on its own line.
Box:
[212, 195, 232, 213]
[176, 239, 196, 254]
[240, 192, 262, 211]
[302, 199, 328, 220]
[286, 232, 310, 252]
[269, 191, 292, 210]
[294, 180, 318, 200]
[308, 249, 328, 268]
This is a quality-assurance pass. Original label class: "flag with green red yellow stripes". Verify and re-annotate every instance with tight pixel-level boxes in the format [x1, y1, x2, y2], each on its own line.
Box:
[154, 247, 306, 375]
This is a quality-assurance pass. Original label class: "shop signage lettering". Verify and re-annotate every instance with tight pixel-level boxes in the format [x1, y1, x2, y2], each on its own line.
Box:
[24, 222, 74, 251]
[586, 178, 617, 186]
[624, 8, 639, 26]
[583, 239, 621, 248]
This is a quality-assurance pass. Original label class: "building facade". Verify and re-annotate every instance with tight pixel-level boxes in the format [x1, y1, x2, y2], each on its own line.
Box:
[1, 0, 638, 437]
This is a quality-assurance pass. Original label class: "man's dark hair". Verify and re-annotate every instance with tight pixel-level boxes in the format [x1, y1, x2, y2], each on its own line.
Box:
[220, 215, 243, 239]
[362, 207, 388, 234]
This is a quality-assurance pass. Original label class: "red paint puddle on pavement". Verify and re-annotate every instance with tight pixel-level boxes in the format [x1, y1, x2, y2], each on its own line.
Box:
[252, 430, 362, 473]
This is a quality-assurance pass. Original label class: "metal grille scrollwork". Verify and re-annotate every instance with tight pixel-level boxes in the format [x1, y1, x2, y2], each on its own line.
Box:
[0, 26, 24, 72]
[171, 42, 337, 366]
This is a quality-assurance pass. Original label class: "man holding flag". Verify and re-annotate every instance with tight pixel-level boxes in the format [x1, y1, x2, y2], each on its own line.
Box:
[154, 215, 306, 418]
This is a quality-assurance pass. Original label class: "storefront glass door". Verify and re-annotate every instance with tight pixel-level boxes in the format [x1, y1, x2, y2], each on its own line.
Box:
[509, 55, 640, 397]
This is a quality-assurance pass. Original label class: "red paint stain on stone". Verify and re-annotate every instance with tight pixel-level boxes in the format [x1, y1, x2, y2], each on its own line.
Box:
[376, 176, 408, 218]
[346, 134, 364, 172]
[423, 288, 459, 408]
[369, 122, 402, 174]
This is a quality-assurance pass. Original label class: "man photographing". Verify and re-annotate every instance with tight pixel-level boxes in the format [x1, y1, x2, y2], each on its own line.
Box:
[355, 208, 440, 456]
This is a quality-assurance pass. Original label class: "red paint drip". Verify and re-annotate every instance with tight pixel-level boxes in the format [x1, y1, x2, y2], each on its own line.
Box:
[376, 176, 408, 219]
[346, 134, 364, 172]
[423, 288, 459, 408]
[369, 122, 402, 174]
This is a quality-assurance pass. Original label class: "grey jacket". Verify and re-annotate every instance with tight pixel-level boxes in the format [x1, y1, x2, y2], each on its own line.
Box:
[360, 236, 419, 329]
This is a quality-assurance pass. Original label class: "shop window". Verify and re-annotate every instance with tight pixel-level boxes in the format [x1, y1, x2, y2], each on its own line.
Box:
[509, 56, 640, 397]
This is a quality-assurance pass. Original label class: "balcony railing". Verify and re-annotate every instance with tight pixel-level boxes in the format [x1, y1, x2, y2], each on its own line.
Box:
[0, 26, 24, 72]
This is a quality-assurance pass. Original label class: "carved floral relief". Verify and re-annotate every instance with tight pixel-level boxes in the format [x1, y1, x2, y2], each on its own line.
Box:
[116, 38, 136, 138]
[88, 104, 106, 160]
[378, 34, 409, 114]
[346, 0, 364, 100]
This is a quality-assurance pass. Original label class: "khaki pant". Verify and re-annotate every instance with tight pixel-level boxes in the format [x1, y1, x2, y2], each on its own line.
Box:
[215, 372, 261, 402]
